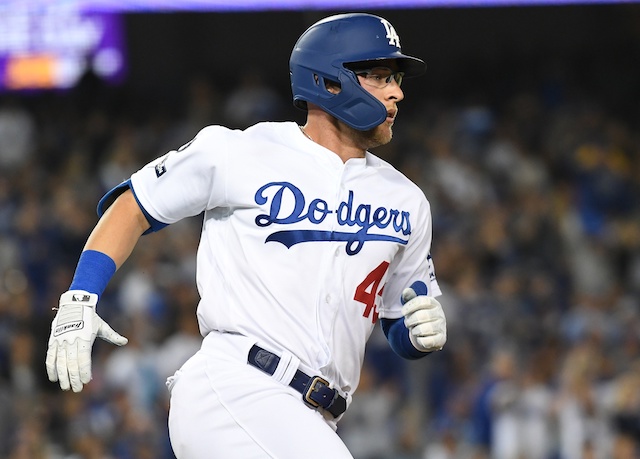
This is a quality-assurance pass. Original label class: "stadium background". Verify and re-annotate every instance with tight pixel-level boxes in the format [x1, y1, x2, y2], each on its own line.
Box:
[1, 3, 640, 458]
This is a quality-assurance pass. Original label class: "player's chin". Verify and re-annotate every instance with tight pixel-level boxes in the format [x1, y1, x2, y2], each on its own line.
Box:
[373, 122, 394, 146]
[357, 122, 394, 149]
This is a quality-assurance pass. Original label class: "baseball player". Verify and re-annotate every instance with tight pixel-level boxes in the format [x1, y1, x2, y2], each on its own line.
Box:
[46, 12, 447, 459]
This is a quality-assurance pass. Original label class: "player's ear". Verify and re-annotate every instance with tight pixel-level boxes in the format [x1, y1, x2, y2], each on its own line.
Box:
[320, 75, 341, 94]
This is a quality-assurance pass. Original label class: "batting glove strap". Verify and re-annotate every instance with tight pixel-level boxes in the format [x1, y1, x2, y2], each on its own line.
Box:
[401, 294, 447, 353]
[51, 291, 98, 337]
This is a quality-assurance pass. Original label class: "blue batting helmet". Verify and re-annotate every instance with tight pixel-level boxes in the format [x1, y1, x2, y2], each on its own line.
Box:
[289, 13, 426, 131]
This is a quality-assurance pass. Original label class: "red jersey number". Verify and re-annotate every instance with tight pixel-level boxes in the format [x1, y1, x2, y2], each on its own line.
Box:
[354, 261, 390, 324]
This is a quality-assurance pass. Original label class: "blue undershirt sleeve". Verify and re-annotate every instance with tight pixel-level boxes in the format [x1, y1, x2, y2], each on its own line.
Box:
[97, 179, 168, 235]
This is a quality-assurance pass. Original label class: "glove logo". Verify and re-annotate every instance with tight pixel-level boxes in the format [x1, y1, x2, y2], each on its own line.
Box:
[72, 294, 91, 302]
[54, 320, 84, 336]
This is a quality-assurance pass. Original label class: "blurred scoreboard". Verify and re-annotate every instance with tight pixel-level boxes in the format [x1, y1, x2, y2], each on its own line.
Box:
[0, 0, 619, 91]
[0, 5, 125, 91]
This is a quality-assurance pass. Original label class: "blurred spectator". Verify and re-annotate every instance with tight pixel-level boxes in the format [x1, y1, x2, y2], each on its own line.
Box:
[516, 346, 557, 459]
[338, 362, 403, 459]
[223, 70, 284, 128]
[98, 123, 144, 191]
[0, 97, 36, 172]
[469, 346, 519, 458]
[555, 339, 611, 459]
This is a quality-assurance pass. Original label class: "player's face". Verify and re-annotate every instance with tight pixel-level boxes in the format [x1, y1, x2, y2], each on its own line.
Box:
[355, 67, 405, 148]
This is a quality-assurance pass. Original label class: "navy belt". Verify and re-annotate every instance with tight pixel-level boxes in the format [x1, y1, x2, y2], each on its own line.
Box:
[247, 344, 347, 418]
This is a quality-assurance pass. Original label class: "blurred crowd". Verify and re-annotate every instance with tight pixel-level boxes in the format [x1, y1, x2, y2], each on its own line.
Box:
[1, 45, 639, 459]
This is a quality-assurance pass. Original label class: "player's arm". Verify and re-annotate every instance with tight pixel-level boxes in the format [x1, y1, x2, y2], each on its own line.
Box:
[84, 188, 151, 266]
[46, 189, 150, 392]
[380, 280, 446, 360]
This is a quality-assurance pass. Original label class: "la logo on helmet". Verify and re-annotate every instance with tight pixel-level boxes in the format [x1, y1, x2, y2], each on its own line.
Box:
[380, 18, 401, 48]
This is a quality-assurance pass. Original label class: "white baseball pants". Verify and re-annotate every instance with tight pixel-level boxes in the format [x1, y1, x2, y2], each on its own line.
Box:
[167, 332, 354, 459]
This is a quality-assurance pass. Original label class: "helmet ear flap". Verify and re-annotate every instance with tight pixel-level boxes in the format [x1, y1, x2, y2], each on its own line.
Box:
[293, 72, 341, 111]
[291, 67, 387, 131]
[326, 70, 387, 131]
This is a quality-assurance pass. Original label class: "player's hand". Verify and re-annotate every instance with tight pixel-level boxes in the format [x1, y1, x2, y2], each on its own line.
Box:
[401, 281, 446, 352]
[46, 290, 128, 392]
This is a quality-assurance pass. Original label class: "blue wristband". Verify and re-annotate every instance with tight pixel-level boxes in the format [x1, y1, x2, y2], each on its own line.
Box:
[381, 318, 430, 360]
[69, 250, 117, 299]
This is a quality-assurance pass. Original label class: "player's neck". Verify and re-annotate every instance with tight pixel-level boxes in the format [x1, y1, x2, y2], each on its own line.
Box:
[302, 116, 367, 163]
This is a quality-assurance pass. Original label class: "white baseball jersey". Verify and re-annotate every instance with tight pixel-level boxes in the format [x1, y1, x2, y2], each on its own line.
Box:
[123, 121, 441, 397]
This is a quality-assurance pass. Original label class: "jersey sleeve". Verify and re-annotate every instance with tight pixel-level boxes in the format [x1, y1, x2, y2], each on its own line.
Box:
[378, 194, 442, 320]
[128, 125, 230, 225]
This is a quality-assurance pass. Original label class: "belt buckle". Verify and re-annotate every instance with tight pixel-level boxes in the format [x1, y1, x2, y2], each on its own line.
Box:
[303, 375, 330, 408]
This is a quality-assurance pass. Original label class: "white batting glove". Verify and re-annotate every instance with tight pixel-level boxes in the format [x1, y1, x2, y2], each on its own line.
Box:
[46, 290, 128, 392]
[401, 284, 447, 353]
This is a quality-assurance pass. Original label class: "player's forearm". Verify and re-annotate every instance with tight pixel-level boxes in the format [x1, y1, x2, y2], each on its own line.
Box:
[83, 188, 150, 269]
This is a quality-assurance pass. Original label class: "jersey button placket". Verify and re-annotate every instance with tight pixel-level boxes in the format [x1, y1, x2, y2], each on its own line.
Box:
[318, 167, 345, 352]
